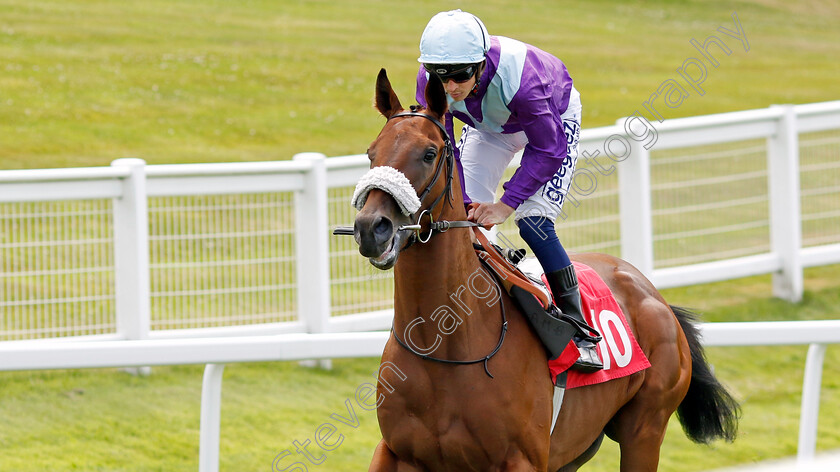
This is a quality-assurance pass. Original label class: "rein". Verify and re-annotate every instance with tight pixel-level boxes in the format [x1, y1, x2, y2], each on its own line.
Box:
[391, 258, 508, 378]
[343, 108, 555, 376]
[337, 108, 551, 308]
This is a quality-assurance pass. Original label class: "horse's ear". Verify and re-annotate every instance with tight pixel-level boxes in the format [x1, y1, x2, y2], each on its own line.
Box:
[424, 73, 448, 119]
[375, 68, 403, 118]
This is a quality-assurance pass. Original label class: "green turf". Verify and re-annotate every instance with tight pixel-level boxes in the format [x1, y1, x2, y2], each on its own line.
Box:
[2, 0, 839, 470]
[1, 265, 839, 471]
[1, 0, 838, 169]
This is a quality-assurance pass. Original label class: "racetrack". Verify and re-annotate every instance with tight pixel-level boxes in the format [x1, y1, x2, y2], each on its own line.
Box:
[1, 0, 839, 470]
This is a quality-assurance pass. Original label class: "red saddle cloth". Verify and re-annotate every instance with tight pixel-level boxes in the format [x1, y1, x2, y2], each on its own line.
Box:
[546, 261, 651, 388]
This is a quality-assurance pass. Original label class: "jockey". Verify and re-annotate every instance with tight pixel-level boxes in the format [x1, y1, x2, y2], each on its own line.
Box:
[415, 10, 603, 372]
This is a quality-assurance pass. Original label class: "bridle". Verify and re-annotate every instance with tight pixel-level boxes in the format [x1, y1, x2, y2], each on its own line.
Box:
[394, 108, 484, 244]
[339, 107, 507, 377]
[393, 108, 455, 219]
[335, 106, 480, 244]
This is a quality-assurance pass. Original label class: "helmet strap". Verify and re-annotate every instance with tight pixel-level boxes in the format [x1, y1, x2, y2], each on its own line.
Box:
[470, 61, 486, 96]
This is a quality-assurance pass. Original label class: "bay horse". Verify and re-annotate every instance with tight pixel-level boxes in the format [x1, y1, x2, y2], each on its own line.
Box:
[352, 69, 738, 471]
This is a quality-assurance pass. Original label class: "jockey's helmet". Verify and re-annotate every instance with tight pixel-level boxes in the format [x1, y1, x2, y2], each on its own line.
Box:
[418, 10, 491, 65]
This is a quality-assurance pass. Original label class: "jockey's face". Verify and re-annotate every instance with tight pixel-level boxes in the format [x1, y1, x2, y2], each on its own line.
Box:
[442, 75, 476, 102]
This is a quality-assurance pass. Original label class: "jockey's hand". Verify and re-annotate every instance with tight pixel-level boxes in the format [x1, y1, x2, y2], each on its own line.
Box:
[467, 201, 515, 228]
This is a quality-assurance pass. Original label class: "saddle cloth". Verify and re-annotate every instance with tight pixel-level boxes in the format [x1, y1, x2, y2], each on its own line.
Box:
[519, 259, 651, 388]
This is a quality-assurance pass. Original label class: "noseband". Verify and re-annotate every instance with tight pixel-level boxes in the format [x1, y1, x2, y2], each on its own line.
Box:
[343, 107, 507, 377]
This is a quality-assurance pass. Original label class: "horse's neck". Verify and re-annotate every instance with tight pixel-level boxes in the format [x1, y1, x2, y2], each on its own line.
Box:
[393, 223, 502, 359]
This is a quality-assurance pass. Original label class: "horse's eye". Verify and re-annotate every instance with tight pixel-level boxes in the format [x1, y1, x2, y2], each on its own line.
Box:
[423, 149, 437, 163]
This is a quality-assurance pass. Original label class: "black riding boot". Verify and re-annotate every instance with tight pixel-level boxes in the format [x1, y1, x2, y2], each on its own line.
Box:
[545, 265, 604, 373]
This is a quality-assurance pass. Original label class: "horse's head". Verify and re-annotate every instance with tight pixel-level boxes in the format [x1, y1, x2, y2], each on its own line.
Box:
[352, 69, 451, 270]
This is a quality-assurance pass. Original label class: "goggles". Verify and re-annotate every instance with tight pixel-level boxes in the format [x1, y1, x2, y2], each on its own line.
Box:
[424, 63, 477, 83]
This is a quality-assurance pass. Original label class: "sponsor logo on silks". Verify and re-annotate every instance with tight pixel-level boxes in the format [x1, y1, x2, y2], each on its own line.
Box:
[564, 119, 580, 144]
[541, 117, 581, 208]
[542, 176, 566, 208]
[457, 126, 469, 151]
[564, 119, 581, 157]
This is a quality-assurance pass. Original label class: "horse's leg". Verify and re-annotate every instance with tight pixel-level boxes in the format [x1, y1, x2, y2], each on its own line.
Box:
[609, 314, 689, 471]
[501, 456, 545, 472]
[370, 442, 547, 472]
[610, 402, 671, 471]
[369, 440, 400, 472]
[609, 368, 687, 471]
[555, 432, 605, 472]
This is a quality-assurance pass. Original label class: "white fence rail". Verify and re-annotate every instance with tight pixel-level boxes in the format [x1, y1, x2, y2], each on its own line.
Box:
[2, 100, 839, 342]
[614, 102, 840, 295]
[1, 321, 838, 471]
[1, 100, 839, 470]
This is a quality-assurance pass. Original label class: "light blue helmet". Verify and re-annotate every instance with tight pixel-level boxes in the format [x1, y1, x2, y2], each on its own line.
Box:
[418, 10, 491, 64]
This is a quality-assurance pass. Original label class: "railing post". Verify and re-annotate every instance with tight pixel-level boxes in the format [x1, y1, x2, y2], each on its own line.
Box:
[767, 105, 803, 302]
[111, 158, 151, 374]
[199, 363, 226, 472]
[293, 153, 332, 369]
[617, 121, 654, 279]
[797, 343, 827, 465]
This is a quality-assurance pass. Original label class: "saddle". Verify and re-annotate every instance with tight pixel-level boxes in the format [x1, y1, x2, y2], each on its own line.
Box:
[471, 228, 580, 374]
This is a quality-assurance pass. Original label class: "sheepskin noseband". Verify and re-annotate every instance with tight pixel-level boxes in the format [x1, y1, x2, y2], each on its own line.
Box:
[351, 165, 421, 216]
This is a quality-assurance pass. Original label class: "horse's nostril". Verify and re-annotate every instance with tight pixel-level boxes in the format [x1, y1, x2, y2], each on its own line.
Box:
[373, 216, 393, 244]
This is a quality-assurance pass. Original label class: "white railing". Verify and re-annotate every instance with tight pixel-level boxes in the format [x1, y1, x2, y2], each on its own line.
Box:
[0, 330, 389, 472]
[1, 100, 839, 470]
[1, 321, 838, 471]
[700, 321, 840, 465]
[1, 100, 838, 342]
[618, 103, 840, 298]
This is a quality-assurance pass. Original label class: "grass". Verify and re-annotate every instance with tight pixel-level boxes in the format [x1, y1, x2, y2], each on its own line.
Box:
[1, 0, 839, 470]
[1, 265, 839, 471]
[1, 0, 839, 169]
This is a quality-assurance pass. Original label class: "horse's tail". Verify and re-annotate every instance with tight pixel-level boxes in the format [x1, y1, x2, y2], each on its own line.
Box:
[672, 305, 740, 444]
